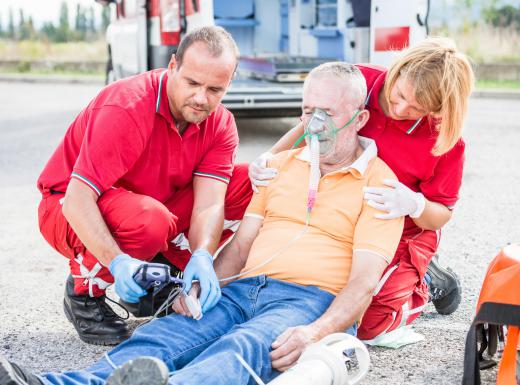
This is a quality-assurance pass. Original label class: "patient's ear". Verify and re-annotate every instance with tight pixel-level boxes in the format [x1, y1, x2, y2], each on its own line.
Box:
[355, 109, 370, 132]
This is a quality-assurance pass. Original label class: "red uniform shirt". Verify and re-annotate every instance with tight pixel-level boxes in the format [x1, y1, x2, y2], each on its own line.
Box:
[356, 64, 465, 233]
[37, 69, 238, 203]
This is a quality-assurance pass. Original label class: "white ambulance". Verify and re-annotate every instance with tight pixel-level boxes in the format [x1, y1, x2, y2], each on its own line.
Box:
[97, 0, 430, 117]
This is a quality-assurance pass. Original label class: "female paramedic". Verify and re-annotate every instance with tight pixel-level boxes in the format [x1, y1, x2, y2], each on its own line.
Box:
[248, 36, 475, 341]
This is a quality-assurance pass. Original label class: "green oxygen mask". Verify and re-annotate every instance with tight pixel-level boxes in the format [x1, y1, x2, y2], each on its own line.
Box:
[292, 108, 361, 155]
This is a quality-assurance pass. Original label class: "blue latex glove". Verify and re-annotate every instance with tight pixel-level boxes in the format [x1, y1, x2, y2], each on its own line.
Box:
[109, 254, 147, 303]
[183, 249, 221, 313]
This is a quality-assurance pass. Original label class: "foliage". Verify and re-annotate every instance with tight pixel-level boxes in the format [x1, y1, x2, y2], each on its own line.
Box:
[483, 5, 520, 29]
[4, 1, 109, 43]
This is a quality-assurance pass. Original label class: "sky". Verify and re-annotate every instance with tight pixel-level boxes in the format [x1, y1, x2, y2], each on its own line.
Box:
[0, 0, 102, 28]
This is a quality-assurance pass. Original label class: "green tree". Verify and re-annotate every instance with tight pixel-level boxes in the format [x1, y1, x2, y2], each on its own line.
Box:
[0, 13, 4, 37]
[8, 7, 15, 39]
[484, 5, 520, 29]
[75, 4, 88, 40]
[41, 21, 57, 42]
[27, 16, 36, 40]
[55, 1, 70, 42]
[87, 6, 96, 36]
[18, 8, 30, 40]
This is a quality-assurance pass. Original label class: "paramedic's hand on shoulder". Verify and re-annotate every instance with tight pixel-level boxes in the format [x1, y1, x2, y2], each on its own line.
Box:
[109, 254, 147, 303]
[363, 179, 426, 220]
[270, 324, 320, 371]
[183, 249, 221, 313]
[249, 151, 277, 193]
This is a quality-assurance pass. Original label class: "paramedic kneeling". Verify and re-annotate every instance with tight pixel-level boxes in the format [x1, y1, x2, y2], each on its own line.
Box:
[35, 26, 252, 346]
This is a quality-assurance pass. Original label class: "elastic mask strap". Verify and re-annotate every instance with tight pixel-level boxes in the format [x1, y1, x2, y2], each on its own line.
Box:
[292, 132, 308, 149]
[332, 109, 361, 135]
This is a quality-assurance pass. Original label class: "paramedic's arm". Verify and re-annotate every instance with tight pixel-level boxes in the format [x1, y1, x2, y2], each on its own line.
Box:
[213, 215, 263, 287]
[172, 215, 262, 317]
[270, 250, 387, 371]
[62, 179, 123, 266]
[413, 199, 452, 230]
[188, 176, 228, 254]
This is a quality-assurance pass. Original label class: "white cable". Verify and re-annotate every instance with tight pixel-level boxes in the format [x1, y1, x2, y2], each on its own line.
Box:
[218, 226, 309, 282]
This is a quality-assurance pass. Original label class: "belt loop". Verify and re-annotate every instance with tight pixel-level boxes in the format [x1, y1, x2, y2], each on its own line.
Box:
[258, 275, 267, 287]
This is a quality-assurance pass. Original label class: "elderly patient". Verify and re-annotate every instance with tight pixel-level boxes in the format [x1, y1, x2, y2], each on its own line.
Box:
[0, 63, 403, 385]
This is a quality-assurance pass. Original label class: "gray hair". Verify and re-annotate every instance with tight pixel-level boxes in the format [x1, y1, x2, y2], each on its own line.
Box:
[175, 26, 240, 67]
[305, 62, 367, 108]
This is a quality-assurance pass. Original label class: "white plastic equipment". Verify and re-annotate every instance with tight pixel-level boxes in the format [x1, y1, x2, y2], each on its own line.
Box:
[238, 333, 370, 385]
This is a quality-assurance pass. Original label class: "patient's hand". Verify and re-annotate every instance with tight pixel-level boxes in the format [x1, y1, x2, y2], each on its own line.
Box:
[270, 325, 320, 371]
[171, 282, 201, 318]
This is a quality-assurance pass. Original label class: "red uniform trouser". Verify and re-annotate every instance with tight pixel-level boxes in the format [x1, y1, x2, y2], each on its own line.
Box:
[357, 228, 439, 340]
[38, 164, 252, 297]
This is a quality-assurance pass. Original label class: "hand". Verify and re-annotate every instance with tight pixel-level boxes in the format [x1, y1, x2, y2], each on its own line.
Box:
[182, 249, 221, 313]
[248, 152, 277, 193]
[108, 254, 147, 303]
[172, 283, 201, 318]
[363, 179, 426, 219]
[270, 325, 320, 371]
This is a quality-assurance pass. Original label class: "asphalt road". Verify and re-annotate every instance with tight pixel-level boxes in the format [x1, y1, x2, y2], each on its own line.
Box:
[0, 80, 519, 385]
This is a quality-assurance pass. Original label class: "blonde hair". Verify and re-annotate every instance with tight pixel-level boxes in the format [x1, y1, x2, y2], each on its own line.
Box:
[385, 37, 474, 156]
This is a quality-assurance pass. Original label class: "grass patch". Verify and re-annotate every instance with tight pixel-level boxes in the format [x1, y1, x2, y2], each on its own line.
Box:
[476, 79, 520, 89]
[0, 39, 107, 61]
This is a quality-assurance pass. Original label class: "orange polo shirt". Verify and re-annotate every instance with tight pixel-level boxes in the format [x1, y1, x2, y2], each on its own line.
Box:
[241, 137, 404, 295]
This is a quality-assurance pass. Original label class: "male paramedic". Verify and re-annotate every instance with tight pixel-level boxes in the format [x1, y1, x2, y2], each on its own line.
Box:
[35, 26, 252, 345]
[1, 62, 403, 385]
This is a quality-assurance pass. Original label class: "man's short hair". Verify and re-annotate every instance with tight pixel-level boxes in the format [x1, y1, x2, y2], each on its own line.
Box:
[175, 26, 240, 67]
[306, 62, 367, 108]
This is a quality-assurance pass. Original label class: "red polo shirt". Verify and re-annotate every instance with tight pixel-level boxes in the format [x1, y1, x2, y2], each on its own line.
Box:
[37, 69, 238, 203]
[356, 64, 465, 233]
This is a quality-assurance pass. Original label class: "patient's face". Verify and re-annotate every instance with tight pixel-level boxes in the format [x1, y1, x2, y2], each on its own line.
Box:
[302, 76, 359, 160]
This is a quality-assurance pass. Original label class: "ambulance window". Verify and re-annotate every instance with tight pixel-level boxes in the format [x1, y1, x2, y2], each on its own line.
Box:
[316, 0, 337, 27]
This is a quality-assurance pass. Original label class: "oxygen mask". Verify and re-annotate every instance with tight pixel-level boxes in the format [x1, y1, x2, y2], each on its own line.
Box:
[293, 108, 361, 223]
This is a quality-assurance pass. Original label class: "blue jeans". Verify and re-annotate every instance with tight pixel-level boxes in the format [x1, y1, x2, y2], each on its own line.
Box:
[41, 276, 357, 385]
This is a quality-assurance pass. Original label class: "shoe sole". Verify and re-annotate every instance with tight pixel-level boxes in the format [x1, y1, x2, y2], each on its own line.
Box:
[0, 356, 31, 385]
[434, 267, 462, 315]
[63, 299, 129, 346]
[106, 357, 169, 385]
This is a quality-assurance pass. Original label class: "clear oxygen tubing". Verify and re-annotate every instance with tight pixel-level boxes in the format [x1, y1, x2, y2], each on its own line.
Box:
[306, 133, 320, 225]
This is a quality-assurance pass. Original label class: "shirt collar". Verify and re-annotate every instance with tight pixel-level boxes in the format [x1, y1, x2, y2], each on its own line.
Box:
[295, 136, 378, 177]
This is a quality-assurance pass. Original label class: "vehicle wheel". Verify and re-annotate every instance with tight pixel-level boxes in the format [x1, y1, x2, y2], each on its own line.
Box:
[106, 47, 116, 85]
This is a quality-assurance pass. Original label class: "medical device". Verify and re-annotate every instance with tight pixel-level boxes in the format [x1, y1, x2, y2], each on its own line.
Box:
[237, 333, 370, 385]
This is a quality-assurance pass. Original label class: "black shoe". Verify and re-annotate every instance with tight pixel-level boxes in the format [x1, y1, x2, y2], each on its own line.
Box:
[427, 255, 462, 315]
[106, 357, 169, 385]
[64, 275, 131, 346]
[119, 254, 183, 318]
[0, 355, 43, 385]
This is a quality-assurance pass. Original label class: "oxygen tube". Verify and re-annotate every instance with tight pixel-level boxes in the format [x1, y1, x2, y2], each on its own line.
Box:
[306, 122, 322, 225]
[294, 108, 361, 223]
